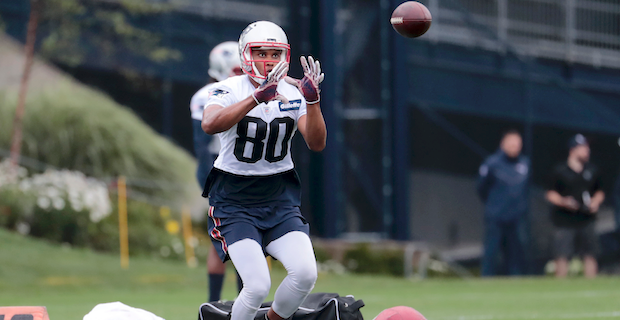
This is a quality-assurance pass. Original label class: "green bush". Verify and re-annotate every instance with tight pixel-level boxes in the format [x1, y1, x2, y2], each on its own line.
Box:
[0, 163, 202, 262]
[0, 79, 208, 262]
[0, 85, 197, 202]
[29, 203, 91, 246]
[343, 243, 404, 277]
[0, 188, 194, 262]
[98, 198, 187, 260]
[0, 181, 92, 246]
[0, 186, 35, 229]
[313, 245, 331, 263]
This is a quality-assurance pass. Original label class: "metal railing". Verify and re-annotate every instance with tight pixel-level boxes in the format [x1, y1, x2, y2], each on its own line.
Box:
[420, 0, 620, 69]
[168, 0, 287, 26]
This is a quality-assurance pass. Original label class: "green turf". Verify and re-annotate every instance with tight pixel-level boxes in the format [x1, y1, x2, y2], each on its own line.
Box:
[1, 228, 619, 320]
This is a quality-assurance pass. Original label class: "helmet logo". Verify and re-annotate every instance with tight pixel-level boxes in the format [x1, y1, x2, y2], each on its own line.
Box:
[240, 24, 255, 38]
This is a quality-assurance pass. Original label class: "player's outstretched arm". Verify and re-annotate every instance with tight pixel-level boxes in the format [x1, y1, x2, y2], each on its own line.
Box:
[289, 56, 327, 151]
[202, 62, 289, 135]
[202, 98, 256, 135]
[285, 56, 323, 104]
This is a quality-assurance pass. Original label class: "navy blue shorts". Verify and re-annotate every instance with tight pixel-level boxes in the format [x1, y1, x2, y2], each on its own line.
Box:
[207, 205, 309, 262]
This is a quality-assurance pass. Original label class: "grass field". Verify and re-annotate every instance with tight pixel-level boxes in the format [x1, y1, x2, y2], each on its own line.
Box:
[1, 229, 619, 320]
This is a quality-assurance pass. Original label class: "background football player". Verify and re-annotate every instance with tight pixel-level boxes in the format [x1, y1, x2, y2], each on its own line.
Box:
[189, 41, 243, 302]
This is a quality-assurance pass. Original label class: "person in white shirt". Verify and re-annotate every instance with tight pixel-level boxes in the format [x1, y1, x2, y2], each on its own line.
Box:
[201, 21, 327, 320]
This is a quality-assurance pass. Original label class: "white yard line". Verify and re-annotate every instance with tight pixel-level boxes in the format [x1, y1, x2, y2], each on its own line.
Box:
[437, 311, 620, 320]
[386, 290, 620, 303]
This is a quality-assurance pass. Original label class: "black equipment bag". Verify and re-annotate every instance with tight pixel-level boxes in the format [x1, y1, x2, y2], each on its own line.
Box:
[198, 292, 365, 320]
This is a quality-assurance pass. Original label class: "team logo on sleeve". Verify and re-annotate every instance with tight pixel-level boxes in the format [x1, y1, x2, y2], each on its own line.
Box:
[279, 99, 302, 111]
[209, 89, 229, 97]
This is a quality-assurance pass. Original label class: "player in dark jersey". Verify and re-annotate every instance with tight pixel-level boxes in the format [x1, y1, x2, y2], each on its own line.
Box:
[546, 134, 605, 278]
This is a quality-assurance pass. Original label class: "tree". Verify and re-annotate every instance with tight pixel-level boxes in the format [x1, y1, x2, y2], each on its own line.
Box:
[7, 0, 182, 166]
[38, 0, 181, 67]
[10, 0, 39, 168]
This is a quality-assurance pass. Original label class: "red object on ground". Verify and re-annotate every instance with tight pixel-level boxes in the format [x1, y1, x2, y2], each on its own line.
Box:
[374, 306, 427, 320]
[0, 306, 51, 320]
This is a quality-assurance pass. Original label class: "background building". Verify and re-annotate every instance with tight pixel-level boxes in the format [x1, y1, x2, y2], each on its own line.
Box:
[1, 0, 619, 273]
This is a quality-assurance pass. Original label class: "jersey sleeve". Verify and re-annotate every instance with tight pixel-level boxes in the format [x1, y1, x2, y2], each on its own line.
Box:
[190, 91, 208, 121]
[476, 157, 493, 201]
[204, 84, 238, 109]
[296, 97, 308, 120]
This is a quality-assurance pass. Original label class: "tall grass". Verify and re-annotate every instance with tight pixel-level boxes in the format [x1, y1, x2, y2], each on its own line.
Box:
[0, 83, 197, 201]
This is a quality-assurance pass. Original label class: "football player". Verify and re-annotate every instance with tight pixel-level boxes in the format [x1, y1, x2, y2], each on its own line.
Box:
[189, 41, 244, 302]
[201, 21, 326, 320]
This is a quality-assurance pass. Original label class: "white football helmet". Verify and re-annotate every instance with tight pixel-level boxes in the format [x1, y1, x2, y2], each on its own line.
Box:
[208, 41, 242, 82]
[238, 21, 291, 84]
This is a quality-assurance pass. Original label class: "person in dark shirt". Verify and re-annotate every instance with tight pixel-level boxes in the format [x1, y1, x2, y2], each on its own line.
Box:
[614, 173, 620, 241]
[615, 138, 620, 247]
[546, 134, 605, 278]
[477, 130, 530, 276]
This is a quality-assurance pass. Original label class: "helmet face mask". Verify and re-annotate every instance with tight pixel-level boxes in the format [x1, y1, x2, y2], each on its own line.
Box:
[244, 43, 290, 80]
[239, 21, 291, 84]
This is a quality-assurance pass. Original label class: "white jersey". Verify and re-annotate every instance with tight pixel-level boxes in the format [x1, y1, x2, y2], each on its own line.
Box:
[205, 74, 307, 176]
[190, 83, 221, 154]
[190, 84, 214, 121]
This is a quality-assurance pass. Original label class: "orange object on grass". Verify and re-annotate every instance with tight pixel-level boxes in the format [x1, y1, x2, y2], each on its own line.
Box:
[0, 306, 50, 320]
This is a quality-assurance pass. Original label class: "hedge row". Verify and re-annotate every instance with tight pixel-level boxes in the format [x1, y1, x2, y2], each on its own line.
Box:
[0, 85, 198, 202]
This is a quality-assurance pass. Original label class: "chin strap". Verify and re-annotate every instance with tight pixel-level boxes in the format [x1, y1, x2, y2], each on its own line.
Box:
[251, 62, 266, 85]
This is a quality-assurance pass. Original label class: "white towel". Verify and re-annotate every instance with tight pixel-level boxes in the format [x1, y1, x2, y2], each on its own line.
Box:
[83, 302, 165, 320]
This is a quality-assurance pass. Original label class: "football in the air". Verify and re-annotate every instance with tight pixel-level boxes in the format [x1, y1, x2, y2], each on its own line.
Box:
[374, 306, 427, 320]
[390, 1, 432, 38]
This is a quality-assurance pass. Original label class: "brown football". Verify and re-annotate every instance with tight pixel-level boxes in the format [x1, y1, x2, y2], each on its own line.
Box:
[390, 1, 432, 38]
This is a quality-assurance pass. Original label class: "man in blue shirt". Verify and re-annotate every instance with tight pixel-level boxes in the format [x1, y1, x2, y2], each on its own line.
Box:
[615, 139, 620, 249]
[477, 130, 530, 276]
